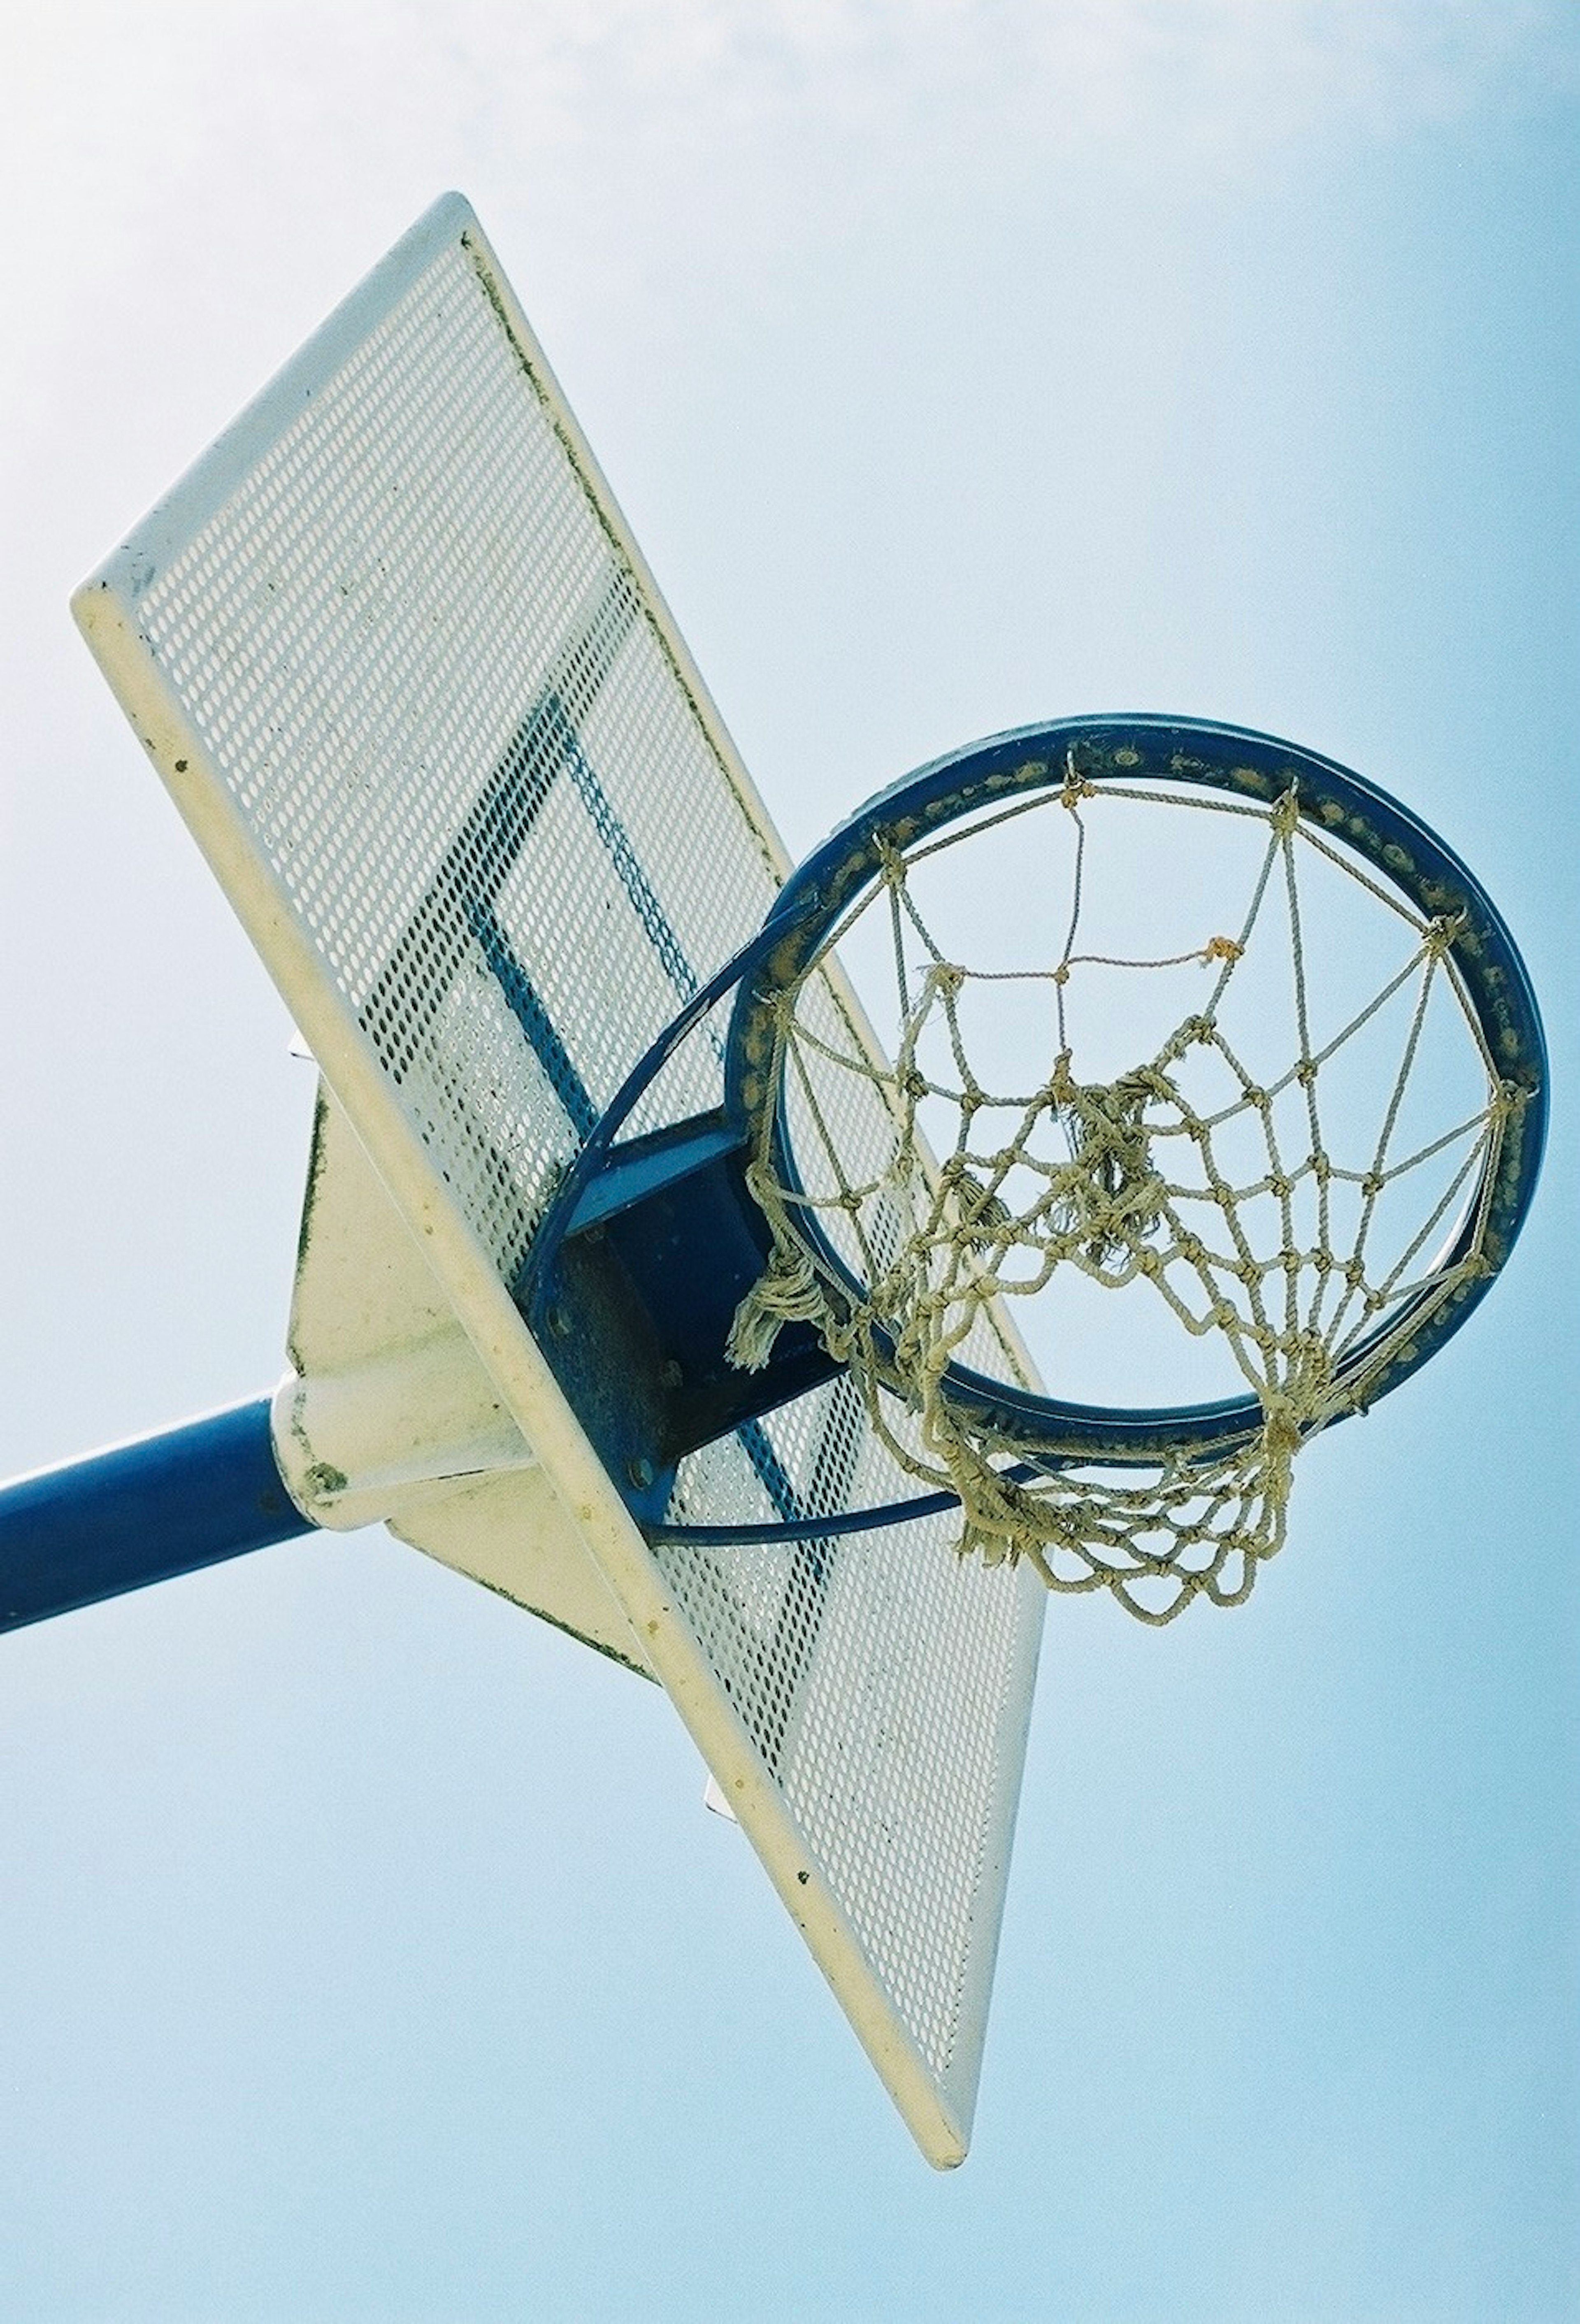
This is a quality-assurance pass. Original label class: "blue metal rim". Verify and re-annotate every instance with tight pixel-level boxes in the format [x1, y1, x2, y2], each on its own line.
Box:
[721, 716, 1549, 1464]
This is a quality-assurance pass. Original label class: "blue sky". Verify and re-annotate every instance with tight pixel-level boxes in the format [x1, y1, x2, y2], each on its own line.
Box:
[2, 6, 1576, 2318]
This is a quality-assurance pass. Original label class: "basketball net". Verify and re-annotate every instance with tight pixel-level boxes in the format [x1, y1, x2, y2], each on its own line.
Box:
[730, 767, 1517, 1622]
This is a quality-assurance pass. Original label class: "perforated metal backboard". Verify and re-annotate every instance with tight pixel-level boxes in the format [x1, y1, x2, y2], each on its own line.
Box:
[72, 193, 1045, 2165]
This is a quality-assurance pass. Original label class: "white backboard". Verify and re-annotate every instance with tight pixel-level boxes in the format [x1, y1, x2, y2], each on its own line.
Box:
[72, 193, 1045, 2165]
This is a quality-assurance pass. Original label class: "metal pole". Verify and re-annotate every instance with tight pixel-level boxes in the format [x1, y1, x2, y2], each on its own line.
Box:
[0, 1397, 317, 1633]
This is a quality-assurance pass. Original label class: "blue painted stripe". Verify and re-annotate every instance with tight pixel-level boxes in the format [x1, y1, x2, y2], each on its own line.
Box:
[551, 703, 700, 1005]
[467, 894, 599, 1141]
[737, 1418, 807, 1528]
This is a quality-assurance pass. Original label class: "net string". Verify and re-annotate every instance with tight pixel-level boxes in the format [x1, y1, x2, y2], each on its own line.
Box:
[729, 766, 1517, 1623]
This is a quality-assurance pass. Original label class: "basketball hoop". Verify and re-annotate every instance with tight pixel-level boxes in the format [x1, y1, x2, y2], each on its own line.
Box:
[720, 718, 1545, 1622]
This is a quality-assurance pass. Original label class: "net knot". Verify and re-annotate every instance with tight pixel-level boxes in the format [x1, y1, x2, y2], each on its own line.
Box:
[875, 834, 908, 889]
[1054, 1071, 1168, 1263]
[940, 1158, 1014, 1248]
[1423, 912, 1464, 961]
[1059, 748, 1095, 809]
[921, 960, 967, 1003]
[728, 1175, 834, 1370]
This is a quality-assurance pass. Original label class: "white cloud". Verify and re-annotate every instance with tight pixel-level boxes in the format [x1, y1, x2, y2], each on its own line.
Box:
[13, 1, 1575, 229]
[4, 0, 1574, 519]
[432, 0, 1579, 158]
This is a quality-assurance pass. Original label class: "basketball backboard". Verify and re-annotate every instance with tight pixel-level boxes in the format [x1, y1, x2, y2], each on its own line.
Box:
[71, 193, 1046, 2166]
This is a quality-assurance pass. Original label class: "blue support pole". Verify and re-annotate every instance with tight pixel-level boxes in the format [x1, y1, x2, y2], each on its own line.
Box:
[0, 1397, 318, 1634]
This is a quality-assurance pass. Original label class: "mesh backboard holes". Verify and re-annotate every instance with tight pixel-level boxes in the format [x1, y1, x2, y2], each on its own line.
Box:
[72, 192, 1045, 2164]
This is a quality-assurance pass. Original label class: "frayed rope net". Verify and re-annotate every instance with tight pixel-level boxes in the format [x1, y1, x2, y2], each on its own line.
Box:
[728, 767, 1520, 1622]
